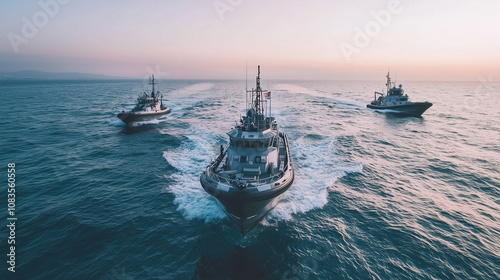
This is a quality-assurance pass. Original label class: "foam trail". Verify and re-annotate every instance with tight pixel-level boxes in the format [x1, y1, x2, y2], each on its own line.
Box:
[273, 83, 323, 97]
[274, 83, 365, 109]
[264, 138, 363, 223]
[370, 108, 411, 114]
[163, 125, 363, 225]
[110, 116, 170, 127]
[331, 98, 366, 109]
[109, 119, 126, 126]
[164, 83, 215, 119]
[163, 124, 226, 222]
[169, 83, 215, 95]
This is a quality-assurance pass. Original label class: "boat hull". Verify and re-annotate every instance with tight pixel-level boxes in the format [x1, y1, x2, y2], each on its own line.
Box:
[200, 170, 294, 235]
[367, 102, 432, 117]
[117, 108, 171, 125]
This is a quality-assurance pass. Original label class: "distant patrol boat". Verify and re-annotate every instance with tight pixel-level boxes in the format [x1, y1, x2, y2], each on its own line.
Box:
[118, 75, 171, 125]
[200, 66, 294, 235]
[367, 72, 432, 117]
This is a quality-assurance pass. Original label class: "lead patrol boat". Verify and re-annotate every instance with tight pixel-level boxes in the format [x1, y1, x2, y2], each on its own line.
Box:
[200, 66, 294, 235]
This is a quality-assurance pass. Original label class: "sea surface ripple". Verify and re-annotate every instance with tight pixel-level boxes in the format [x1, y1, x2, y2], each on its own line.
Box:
[0, 79, 498, 279]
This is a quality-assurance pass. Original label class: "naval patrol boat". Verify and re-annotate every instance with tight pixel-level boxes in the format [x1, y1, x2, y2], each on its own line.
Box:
[200, 66, 294, 235]
[117, 75, 171, 125]
[367, 72, 432, 117]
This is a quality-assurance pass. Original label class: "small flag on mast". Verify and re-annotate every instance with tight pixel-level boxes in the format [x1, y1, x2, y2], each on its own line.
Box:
[265, 91, 271, 99]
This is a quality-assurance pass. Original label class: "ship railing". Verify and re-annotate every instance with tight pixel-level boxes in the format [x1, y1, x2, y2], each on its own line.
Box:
[207, 168, 291, 188]
[209, 148, 227, 170]
[206, 149, 233, 185]
[205, 133, 293, 188]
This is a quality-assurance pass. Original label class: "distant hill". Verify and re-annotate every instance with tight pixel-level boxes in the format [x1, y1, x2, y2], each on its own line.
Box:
[0, 70, 126, 80]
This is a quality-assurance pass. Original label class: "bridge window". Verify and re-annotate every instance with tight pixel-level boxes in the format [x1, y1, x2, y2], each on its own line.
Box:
[240, 156, 247, 163]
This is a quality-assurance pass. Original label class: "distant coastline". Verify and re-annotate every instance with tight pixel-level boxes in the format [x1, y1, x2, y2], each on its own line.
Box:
[0, 70, 491, 83]
[0, 70, 127, 80]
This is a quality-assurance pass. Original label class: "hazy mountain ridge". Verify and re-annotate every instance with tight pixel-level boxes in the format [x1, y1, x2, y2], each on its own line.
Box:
[0, 70, 125, 80]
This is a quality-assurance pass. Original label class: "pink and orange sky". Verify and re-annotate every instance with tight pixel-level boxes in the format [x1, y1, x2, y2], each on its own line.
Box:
[1, 0, 499, 80]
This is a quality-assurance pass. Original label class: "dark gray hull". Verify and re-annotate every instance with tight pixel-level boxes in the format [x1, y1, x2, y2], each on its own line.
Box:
[367, 102, 432, 117]
[117, 108, 171, 125]
[201, 169, 294, 235]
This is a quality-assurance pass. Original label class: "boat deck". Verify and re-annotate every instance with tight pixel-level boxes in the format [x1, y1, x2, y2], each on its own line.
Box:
[210, 135, 288, 186]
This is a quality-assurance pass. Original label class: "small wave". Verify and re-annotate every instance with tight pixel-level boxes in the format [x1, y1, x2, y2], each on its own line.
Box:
[109, 119, 126, 126]
[274, 83, 364, 109]
[163, 83, 215, 119]
[331, 98, 366, 109]
[109, 113, 169, 127]
[304, 133, 325, 141]
[273, 83, 323, 97]
[264, 138, 363, 223]
[131, 119, 163, 126]
[370, 108, 421, 116]
[169, 82, 215, 95]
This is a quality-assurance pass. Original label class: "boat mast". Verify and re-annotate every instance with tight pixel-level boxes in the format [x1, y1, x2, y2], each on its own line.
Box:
[245, 63, 248, 111]
[254, 66, 262, 116]
[150, 74, 157, 99]
[243, 66, 270, 130]
[386, 72, 391, 94]
[269, 91, 272, 119]
[267, 71, 271, 118]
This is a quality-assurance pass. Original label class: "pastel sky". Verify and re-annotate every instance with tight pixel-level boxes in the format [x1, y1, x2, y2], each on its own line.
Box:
[1, 0, 499, 80]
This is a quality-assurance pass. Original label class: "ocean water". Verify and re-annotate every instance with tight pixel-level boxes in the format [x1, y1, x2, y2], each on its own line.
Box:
[1, 78, 499, 280]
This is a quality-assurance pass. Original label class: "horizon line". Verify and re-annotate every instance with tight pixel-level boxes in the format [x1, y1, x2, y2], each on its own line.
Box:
[0, 70, 491, 83]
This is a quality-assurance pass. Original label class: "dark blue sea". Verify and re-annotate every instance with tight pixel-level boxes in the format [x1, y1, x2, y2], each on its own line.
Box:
[1, 78, 499, 280]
